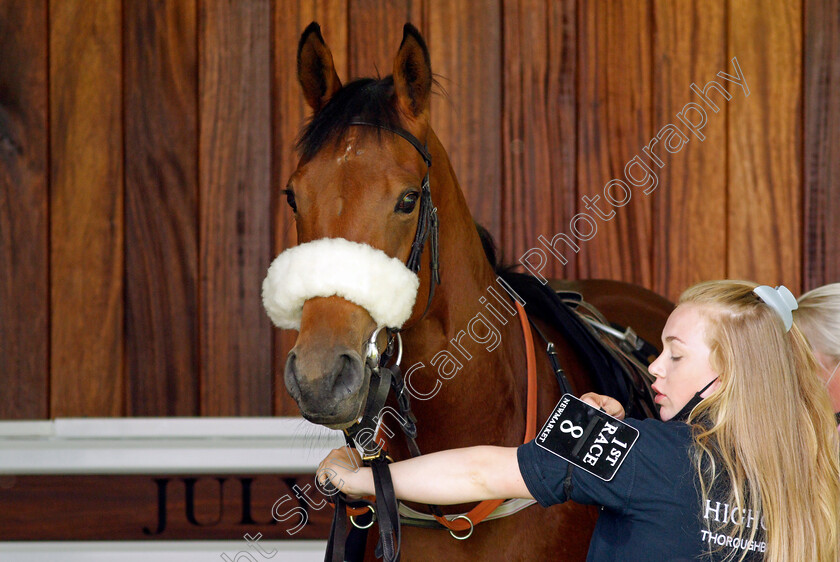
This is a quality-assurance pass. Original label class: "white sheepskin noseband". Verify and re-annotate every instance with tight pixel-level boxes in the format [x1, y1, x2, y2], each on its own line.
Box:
[262, 237, 420, 330]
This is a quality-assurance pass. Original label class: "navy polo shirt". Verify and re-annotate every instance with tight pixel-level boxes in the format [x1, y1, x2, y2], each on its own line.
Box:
[517, 418, 766, 561]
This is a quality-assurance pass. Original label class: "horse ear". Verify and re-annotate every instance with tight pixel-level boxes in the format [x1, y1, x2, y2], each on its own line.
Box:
[297, 22, 342, 112]
[393, 23, 432, 119]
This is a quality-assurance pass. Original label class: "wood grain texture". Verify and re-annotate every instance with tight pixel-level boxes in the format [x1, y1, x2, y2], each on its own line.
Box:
[727, 0, 802, 292]
[0, 0, 49, 419]
[426, 0, 503, 238]
[576, 0, 654, 287]
[124, 0, 199, 416]
[0, 2, 834, 421]
[199, 0, 272, 416]
[651, 0, 727, 301]
[501, 0, 577, 277]
[348, 0, 422, 80]
[803, 0, 840, 290]
[0, 474, 330, 539]
[50, 0, 124, 417]
[272, 3, 348, 416]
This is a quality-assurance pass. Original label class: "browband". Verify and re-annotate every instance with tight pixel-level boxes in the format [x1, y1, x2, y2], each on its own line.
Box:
[348, 121, 432, 166]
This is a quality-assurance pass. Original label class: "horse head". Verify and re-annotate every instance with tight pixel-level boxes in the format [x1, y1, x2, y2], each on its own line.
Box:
[267, 23, 451, 428]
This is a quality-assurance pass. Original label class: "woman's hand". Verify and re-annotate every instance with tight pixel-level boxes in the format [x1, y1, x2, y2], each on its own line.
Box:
[581, 392, 625, 420]
[317, 446, 372, 498]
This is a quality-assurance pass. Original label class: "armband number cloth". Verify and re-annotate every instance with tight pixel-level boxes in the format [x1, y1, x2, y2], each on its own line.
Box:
[535, 394, 639, 481]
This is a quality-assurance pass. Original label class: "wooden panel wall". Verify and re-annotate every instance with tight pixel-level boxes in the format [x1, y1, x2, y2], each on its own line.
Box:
[199, 0, 272, 416]
[427, 0, 503, 237]
[651, 0, 727, 299]
[576, 0, 654, 287]
[124, 0, 199, 416]
[0, 0, 48, 419]
[727, 0, 802, 294]
[349, 1, 421, 79]
[49, 0, 125, 417]
[501, 0, 578, 279]
[803, 0, 840, 288]
[0, 0, 837, 419]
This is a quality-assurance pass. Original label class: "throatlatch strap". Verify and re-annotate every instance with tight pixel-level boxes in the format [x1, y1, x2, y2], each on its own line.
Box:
[405, 178, 432, 275]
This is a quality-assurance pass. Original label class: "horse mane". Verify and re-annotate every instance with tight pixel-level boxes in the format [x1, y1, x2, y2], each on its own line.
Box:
[296, 77, 402, 161]
[475, 221, 513, 276]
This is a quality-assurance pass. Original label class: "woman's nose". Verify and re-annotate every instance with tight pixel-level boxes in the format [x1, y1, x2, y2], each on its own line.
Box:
[648, 352, 665, 378]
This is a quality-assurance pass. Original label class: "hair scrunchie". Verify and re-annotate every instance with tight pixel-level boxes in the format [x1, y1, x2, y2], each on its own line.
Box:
[753, 285, 798, 332]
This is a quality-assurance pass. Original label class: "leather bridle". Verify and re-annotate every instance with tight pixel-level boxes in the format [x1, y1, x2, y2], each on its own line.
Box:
[324, 120, 439, 562]
[324, 121, 540, 562]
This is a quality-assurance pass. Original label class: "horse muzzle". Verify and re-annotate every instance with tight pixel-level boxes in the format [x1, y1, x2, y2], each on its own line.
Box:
[263, 237, 420, 427]
[284, 345, 368, 428]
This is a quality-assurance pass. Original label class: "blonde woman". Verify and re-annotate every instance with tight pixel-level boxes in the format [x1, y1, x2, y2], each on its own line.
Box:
[794, 283, 840, 430]
[320, 281, 840, 561]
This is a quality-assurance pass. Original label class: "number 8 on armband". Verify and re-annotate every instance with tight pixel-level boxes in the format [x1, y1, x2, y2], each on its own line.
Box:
[536, 394, 639, 481]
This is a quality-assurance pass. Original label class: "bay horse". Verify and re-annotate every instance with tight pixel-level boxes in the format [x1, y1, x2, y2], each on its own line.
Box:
[268, 22, 673, 561]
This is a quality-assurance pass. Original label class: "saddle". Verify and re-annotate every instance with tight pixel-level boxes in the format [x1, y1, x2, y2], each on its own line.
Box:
[500, 272, 661, 420]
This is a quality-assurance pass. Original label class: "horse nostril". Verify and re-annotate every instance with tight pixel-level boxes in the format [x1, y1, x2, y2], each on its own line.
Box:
[284, 352, 302, 400]
[330, 352, 363, 400]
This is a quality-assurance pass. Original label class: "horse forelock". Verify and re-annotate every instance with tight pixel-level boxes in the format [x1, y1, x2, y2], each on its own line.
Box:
[296, 77, 403, 162]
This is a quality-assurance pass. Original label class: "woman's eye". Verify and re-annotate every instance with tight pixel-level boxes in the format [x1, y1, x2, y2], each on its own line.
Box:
[283, 189, 297, 213]
[671, 356, 682, 362]
[395, 191, 420, 214]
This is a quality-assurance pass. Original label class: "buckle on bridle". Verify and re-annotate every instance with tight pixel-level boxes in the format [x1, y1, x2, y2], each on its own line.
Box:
[362, 449, 394, 463]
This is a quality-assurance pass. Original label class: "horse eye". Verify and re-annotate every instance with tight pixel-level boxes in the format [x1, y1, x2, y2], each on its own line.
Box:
[396, 191, 420, 214]
[283, 189, 297, 213]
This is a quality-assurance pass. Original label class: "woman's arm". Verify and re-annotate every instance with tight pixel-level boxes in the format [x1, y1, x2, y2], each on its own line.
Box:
[317, 393, 624, 504]
[318, 445, 533, 504]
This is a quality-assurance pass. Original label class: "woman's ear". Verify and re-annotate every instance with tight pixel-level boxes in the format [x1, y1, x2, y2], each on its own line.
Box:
[393, 23, 432, 120]
[297, 22, 342, 112]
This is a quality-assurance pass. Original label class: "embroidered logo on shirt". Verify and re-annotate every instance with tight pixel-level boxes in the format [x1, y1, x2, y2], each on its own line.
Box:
[701, 499, 767, 555]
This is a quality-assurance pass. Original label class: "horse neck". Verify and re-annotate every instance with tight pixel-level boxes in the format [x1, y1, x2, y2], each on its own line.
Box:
[398, 131, 532, 453]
